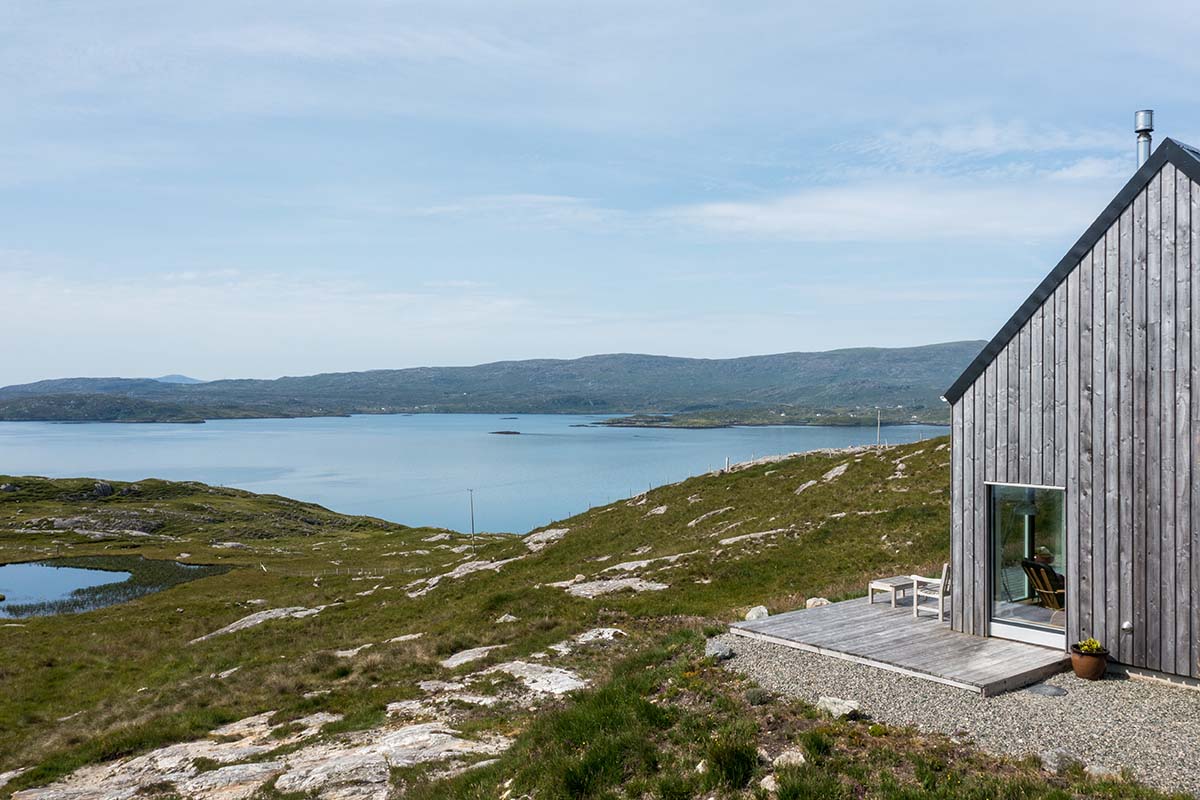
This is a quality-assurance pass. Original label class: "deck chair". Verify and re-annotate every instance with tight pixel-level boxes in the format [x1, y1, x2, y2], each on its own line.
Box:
[1020, 559, 1065, 611]
[912, 563, 951, 621]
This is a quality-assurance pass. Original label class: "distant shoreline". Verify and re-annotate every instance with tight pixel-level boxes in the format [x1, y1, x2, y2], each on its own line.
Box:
[0, 409, 949, 429]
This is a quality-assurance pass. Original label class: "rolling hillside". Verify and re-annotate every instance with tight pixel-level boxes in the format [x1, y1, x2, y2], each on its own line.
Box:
[0, 440, 1185, 798]
[0, 341, 982, 423]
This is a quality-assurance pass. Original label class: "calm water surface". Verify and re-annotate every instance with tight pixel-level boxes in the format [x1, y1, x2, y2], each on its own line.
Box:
[0, 562, 131, 616]
[0, 415, 945, 533]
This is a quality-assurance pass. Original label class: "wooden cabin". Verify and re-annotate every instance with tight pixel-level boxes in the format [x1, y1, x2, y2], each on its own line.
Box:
[944, 134, 1200, 681]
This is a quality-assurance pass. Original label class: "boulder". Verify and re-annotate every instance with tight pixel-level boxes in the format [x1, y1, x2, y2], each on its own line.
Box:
[760, 774, 779, 793]
[745, 605, 770, 621]
[773, 748, 807, 769]
[524, 528, 567, 552]
[575, 628, 626, 643]
[1040, 748, 1080, 775]
[495, 613, 519, 623]
[439, 645, 506, 669]
[0, 483, 17, 493]
[92, 482, 114, 497]
[705, 640, 734, 661]
[805, 597, 832, 609]
[816, 696, 861, 719]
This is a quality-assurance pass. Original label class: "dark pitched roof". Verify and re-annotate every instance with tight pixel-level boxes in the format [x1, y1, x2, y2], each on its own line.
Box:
[944, 138, 1200, 404]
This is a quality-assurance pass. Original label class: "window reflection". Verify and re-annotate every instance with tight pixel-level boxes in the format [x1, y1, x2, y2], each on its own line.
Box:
[991, 485, 1066, 630]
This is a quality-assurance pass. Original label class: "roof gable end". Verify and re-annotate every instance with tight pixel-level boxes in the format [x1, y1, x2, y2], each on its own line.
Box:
[944, 138, 1200, 404]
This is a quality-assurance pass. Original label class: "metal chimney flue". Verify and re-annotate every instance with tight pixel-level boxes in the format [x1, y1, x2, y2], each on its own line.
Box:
[1135, 109, 1154, 167]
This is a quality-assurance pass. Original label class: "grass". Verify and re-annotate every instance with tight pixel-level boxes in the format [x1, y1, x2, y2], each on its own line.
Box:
[407, 629, 1187, 800]
[0, 438, 1191, 798]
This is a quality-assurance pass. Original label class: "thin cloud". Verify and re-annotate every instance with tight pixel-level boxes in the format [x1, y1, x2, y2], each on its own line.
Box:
[857, 120, 1125, 162]
[415, 194, 619, 228]
[660, 176, 1112, 242]
[1046, 156, 1130, 181]
[198, 25, 535, 65]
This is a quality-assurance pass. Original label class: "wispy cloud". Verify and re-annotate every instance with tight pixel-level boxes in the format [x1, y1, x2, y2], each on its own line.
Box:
[198, 25, 535, 65]
[1046, 156, 1130, 181]
[659, 176, 1111, 242]
[414, 194, 620, 228]
[856, 120, 1125, 163]
[423, 279, 492, 290]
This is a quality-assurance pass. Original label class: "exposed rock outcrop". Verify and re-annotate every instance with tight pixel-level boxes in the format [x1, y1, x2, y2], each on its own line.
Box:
[189, 605, 334, 644]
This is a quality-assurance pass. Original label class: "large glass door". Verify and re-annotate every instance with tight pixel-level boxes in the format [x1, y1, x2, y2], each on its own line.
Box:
[989, 484, 1066, 648]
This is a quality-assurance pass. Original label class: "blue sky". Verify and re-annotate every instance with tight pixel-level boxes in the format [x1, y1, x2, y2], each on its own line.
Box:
[3, 1, 1199, 384]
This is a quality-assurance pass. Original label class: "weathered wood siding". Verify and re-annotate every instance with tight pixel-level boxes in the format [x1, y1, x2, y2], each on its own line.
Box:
[950, 164, 1200, 680]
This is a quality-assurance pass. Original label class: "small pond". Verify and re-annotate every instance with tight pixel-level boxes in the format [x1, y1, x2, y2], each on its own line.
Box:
[0, 556, 229, 618]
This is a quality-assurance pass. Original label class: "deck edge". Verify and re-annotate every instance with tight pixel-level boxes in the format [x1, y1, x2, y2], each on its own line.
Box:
[729, 626, 985, 695]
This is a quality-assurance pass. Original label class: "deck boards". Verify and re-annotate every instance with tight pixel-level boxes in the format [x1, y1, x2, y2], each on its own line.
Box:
[730, 598, 1068, 697]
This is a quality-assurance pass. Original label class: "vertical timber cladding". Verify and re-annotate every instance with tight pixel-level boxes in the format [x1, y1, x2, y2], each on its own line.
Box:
[949, 157, 1200, 680]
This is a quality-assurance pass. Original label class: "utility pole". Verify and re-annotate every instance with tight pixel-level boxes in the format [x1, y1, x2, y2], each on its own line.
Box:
[468, 489, 476, 555]
[876, 409, 881, 446]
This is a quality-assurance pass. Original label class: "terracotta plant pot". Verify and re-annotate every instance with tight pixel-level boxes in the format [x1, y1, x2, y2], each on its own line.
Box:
[1070, 645, 1109, 680]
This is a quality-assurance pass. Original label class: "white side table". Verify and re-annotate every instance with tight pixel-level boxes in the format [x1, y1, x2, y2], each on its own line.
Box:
[868, 575, 912, 608]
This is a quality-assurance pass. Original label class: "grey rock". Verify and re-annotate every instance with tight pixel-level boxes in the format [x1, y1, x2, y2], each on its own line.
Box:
[760, 774, 779, 793]
[439, 645, 506, 669]
[92, 482, 114, 497]
[275, 722, 510, 797]
[551, 577, 669, 598]
[816, 696, 862, 719]
[745, 605, 770, 621]
[705, 640, 735, 661]
[1086, 764, 1119, 779]
[481, 661, 586, 695]
[773, 748, 807, 769]
[1025, 683, 1068, 697]
[1039, 748, 1080, 774]
[0, 483, 17, 493]
[806, 597, 832, 609]
[189, 605, 334, 644]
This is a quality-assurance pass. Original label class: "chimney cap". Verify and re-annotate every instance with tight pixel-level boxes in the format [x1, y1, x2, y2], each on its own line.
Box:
[1135, 109, 1154, 134]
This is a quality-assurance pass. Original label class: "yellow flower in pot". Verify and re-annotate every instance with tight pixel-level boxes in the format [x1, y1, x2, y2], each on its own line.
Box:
[1070, 637, 1108, 680]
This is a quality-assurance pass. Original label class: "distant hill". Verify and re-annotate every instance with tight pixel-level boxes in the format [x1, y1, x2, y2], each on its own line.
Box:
[0, 341, 984, 424]
[153, 374, 205, 384]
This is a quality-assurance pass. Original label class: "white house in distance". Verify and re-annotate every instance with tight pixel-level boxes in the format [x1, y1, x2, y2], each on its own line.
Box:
[944, 111, 1200, 682]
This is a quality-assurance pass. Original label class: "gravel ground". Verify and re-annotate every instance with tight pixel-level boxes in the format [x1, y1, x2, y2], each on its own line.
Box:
[715, 633, 1200, 797]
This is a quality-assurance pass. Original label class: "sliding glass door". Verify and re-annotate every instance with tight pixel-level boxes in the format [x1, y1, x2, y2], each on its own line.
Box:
[989, 484, 1066, 648]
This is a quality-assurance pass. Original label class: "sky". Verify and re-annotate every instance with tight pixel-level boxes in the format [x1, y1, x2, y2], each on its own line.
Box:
[4, 1, 1200, 385]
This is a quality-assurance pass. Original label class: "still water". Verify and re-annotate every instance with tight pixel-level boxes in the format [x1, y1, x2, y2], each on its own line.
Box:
[0, 415, 944, 533]
[0, 562, 131, 616]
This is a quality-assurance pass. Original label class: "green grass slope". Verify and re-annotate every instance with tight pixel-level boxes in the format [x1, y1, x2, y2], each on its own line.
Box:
[0, 439, 1183, 799]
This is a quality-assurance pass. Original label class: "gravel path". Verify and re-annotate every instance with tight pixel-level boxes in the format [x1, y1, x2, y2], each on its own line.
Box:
[715, 633, 1200, 797]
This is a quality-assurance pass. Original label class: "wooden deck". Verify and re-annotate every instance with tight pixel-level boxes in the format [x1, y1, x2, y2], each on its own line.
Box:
[730, 596, 1069, 696]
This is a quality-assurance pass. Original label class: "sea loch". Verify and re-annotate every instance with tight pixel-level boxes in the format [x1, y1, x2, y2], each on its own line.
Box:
[0, 414, 943, 533]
